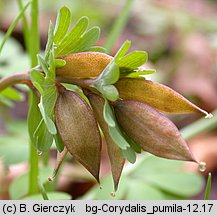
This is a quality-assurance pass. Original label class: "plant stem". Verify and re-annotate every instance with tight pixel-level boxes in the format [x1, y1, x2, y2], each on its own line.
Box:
[28, 0, 40, 195]
[0, 72, 30, 91]
[0, 72, 94, 92]
[30, 0, 40, 67]
[29, 139, 39, 194]
[104, 0, 134, 54]
[181, 109, 217, 140]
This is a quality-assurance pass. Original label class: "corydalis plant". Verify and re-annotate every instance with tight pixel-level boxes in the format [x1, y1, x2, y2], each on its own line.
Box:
[0, 6, 212, 192]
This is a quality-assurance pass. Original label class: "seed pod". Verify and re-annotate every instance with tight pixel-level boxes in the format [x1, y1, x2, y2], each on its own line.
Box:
[85, 90, 125, 191]
[114, 100, 196, 162]
[56, 52, 113, 78]
[55, 89, 101, 181]
[115, 78, 210, 116]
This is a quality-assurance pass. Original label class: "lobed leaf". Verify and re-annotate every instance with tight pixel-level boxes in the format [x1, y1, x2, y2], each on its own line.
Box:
[114, 100, 196, 162]
[55, 90, 101, 182]
[115, 78, 210, 115]
[114, 40, 131, 60]
[33, 48, 58, 136]
[71, 26, 100, 54]
[56, 52, 112, 78]
[85, 91, 125, 191]
[55, 16, 89, 57]
[28, 90, 53, 152]
[53, 6, 71, 45]
[116, 51, 148, 69]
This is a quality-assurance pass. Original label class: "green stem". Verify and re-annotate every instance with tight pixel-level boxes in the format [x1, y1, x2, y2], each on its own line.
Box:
[104, 0, 134, 54]
[30, 0, 39, 67]
[181, 109, 217, 140]
[29, 140, 39, 194]
[28, 0, 40, 195]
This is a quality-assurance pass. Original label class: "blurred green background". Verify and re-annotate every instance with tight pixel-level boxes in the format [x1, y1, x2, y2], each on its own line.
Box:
[0, 0, 217, 200]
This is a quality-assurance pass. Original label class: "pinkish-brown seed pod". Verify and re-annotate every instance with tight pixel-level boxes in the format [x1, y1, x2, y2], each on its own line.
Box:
[114, 100, 196, 162]
[85, 90, 125, 191]
[55, 89, 102, 182]
[115, 78, 211, 116]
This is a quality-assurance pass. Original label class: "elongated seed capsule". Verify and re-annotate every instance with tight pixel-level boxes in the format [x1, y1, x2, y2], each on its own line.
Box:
[56, 52, 113, 78]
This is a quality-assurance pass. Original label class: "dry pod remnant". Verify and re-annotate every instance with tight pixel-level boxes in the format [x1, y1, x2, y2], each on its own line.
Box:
[0, 6, 212, 192]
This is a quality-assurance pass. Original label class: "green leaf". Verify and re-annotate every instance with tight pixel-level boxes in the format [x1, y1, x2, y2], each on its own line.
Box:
[0, 87, 23, 101]
[38, 89, 58, 135]
[124, 135, 142, 153]
[34, 52, 58, 137]
[33, 119, 54, 152]
[30, 70, 44, 94]
[99, 85, 119, 101]
[37, 54, 49, 76]
[28, 90, 53, 152]
[126, 180, 165, 200]
[9, 167, 53, 200]
[0, 136, 29, 165]
[54, 6, 71, 45]
[28, 90, 42, 142]
[81, 174, 127, 200]
[108, 126, 130, 150]
[143, 172, 203, 197]
[117, 51, 148, 69]
[55, 16, 89, 57]
[122, 147, 136, 164]
[45, 22, 54, 61]
[0, 121, 28, 165]
[96, 61, 120, 85]
[103, 99, 116, 127]
[55, 59, 66, 68]
[88, 46, 106, 53]
[204, 173, 212, 200]
[114, 40, 131, 60]
[123, 69, 156, 77]
[54, 132, 64, 152]
[0, 95, 13, 106]
[48, 46, 56, 77]
[71, 26, 100, 53]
